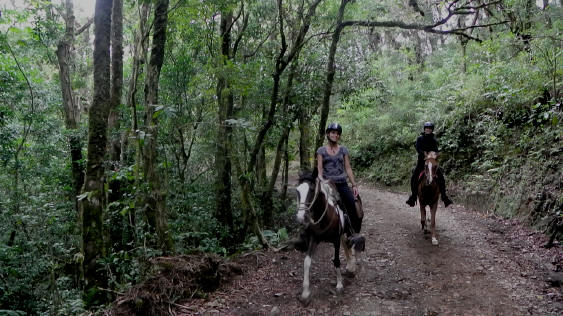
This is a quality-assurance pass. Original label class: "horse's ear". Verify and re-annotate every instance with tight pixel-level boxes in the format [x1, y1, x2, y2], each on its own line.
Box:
[424, 151, 428, 158]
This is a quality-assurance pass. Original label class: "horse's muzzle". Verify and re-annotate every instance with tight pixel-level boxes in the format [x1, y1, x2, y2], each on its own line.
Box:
[296, 208, 309, 226]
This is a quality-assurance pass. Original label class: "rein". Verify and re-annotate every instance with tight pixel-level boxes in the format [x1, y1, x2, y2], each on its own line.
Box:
[298, 179, 333, 227]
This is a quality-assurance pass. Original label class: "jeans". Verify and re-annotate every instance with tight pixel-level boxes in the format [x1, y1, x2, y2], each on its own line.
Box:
[334, 182, 361, 234]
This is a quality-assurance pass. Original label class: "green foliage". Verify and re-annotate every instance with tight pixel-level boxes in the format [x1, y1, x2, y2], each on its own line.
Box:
[240, 228, 289, 251]
[337, 8, 562, 226]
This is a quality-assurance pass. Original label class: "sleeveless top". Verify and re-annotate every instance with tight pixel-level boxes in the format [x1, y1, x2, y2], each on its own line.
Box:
[316, 146, 350, 183]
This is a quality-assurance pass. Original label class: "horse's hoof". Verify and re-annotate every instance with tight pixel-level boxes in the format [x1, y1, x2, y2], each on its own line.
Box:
[336, 286, 344, 295]
[346, 261, 357, 274]
[432, 237, 439, 245]
[299, 293, 311, 306]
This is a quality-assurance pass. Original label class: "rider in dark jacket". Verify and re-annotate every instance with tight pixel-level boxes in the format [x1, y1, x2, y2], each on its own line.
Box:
[405, 122, 453, 207]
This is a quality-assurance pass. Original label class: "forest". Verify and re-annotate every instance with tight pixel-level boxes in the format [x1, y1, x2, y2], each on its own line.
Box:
[0, 0, 561, 314]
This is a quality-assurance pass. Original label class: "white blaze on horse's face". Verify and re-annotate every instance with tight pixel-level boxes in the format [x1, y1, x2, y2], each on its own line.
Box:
[426, 161, 433, 184]
[296, 182, 310, 224]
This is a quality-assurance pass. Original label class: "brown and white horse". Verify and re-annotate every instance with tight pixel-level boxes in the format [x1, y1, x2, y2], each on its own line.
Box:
[295, 171, 363, 304]
[418, 151, 440, 245]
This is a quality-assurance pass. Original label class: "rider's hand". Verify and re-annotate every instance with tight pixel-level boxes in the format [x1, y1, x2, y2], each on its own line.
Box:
[352, 185, 358, 197]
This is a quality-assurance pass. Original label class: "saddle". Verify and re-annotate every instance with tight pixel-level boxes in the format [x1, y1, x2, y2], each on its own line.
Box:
[319, 179, 365, 252]
[319, 180, 345, 228]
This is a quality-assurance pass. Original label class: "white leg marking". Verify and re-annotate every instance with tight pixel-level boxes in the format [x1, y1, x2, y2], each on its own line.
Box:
[346, 247, 357, 273]
[336, 267, 343, 293]
[432, 237, 439, 245]
[302, 255, 312, 300]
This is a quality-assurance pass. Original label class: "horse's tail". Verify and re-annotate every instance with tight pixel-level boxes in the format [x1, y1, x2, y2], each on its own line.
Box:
[347, 234, 366, 252]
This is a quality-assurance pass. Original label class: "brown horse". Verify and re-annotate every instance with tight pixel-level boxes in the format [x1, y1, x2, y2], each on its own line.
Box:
[295, 171, 363, 304]
[418, 151, 440, 245]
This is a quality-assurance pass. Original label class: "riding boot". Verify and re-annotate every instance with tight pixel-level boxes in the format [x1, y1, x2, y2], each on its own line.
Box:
[405, 171, 418, 207]
[437, 168, 453, 207]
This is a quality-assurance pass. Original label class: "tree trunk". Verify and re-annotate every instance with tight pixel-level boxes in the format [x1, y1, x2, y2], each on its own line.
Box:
[124, 2, 150, 248]
[281, 135, 289, 202]
[81, 0, 112, 306]
[107, 0, 126, 252]
[315, 0, 349, 155]
[56, 0, 84, 214]
[298, 104, 312, 170]
[127, 2, 150, 180]
[108, 0, 123, 163]
[249, 0, 322, 171]
[143, 0, 172, 252]
[232, 151, 269, 248]
[215, 10, 235, 231]
[263, 58, 299, 224]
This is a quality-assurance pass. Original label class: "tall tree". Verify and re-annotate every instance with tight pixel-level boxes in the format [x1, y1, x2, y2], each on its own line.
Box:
[108, 0, 123, 163]
[127, 3, 151, 184]
[263, 57, 300, 222]
[81, 0, 112, 306]
[235, 0, 322, 243]
[315, 0, 349, 155]
[107, 0, 126, 251]
[143, 0, 173, 252]
[248, 0, 322, 172]
[215, 9, 235, 232]
[56, 0, 87, 213]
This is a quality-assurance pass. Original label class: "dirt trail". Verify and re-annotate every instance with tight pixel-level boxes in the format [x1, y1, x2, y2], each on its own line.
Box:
[184, 184, 563, 315]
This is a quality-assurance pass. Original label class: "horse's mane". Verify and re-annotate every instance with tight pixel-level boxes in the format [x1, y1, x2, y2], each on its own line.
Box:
[298, 168, 318, 183]
[425, 151, 439, 160]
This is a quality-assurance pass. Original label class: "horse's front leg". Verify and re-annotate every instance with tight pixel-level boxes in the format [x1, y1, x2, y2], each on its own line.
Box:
[333, 240, 344, 294]
[419, 203, 427, 233]
[430, 202, 438, 245]
[341, 235, 356, 274]
[300, 242, 317, 304]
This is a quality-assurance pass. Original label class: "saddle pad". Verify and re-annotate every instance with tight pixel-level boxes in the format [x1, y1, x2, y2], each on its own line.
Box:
[335, 205, 345, 229]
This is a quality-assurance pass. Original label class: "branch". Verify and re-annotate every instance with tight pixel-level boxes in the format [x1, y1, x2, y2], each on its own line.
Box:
[430, 1, 501, 29]
[277, 0, 287, 56]
[232, 2, 248, 58]
[459, 0, 503, 11]
[75, 17, 93, 36]
[341, 15, 508, 43]
[5, 29, 35, 157]
[243, 25, 275, 59]
[226, 0, 244, 36]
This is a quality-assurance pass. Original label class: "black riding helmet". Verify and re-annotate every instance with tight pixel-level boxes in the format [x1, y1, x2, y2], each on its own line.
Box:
[423, 121, 435, 131]
[325, 122, 342, 135]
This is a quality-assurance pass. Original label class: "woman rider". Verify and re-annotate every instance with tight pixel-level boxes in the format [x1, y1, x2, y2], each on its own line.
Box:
[317, 123, 361, 233]
[405, 122, 453, 207]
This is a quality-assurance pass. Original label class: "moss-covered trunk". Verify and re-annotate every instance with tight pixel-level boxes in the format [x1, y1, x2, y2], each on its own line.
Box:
[81, 0, 112, 306]
[215, 10, 235, 232]
[143, 0, 172, 252]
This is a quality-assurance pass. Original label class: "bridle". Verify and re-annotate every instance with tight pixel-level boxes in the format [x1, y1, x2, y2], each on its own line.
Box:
[297, 178, 331, 226]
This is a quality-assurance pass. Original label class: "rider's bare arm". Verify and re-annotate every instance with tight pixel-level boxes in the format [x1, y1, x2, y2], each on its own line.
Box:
[317, 154, 324, 180]
[344, 155, 358, 196]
